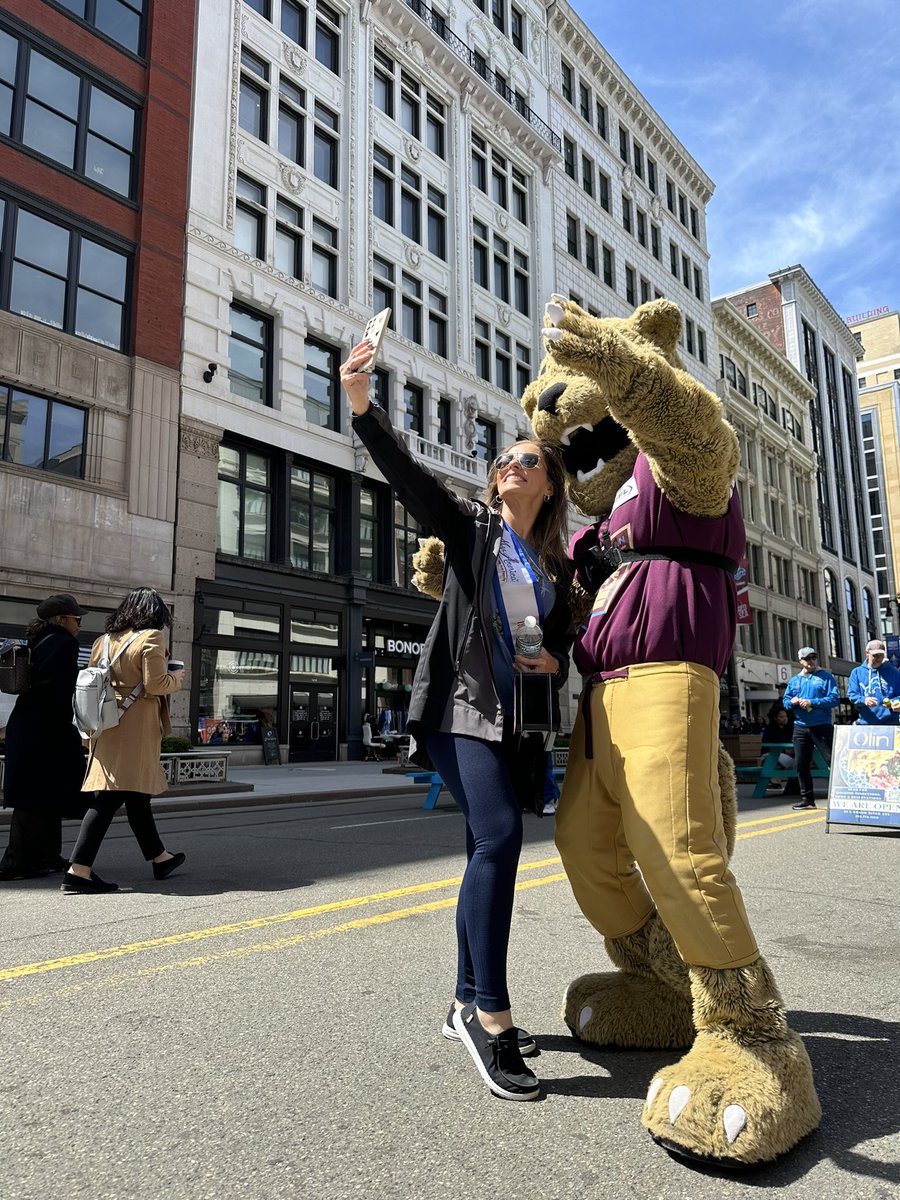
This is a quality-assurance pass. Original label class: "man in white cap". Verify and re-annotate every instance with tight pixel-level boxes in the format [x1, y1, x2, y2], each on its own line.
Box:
[847, 640, 900, 726]
[782, 646, 839, 810]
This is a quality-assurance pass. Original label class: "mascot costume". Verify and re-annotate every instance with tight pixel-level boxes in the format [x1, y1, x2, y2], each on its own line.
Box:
[413, 298, 820, 1167]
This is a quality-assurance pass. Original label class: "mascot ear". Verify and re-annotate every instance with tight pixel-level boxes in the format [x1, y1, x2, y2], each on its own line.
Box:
[631, 299, 682, 358]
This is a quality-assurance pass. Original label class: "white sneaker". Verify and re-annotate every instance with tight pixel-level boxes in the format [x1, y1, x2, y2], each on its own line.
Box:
[542, 801, 558, 815]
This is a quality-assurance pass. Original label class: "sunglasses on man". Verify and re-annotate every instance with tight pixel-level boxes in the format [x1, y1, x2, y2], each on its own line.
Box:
[494, 451, 542, 471]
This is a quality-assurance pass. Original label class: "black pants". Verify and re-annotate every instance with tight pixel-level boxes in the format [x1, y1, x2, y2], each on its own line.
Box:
[792, 725, 833, 801]
[0, 808, 62, 875]
[70, 791, 164, 868]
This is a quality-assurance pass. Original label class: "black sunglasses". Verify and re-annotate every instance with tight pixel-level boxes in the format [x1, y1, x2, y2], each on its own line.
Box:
[495, 451, 542, 471]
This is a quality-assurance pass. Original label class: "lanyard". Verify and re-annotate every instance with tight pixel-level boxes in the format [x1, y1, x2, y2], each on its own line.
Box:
[492, 524, 545, 654]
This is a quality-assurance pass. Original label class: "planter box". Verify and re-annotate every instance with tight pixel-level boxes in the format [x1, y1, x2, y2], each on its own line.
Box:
[159, 751, 231, 786]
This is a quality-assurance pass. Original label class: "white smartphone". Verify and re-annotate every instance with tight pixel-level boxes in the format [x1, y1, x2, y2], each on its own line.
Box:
[360, 307, 391, 372]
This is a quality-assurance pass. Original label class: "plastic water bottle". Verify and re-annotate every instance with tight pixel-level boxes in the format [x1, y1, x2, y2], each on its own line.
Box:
[515, 615, 543, 658]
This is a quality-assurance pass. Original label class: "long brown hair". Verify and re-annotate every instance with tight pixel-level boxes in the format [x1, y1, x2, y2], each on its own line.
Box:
[484, 440, 570, 583]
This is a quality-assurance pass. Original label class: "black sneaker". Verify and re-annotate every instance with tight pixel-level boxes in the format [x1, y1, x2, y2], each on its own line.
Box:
[792, 801, 817, 810]
[452, 1002, 540, 1101]
[61, 871, 119, 894]
[153, 851, 186, 881]
[442, 1003, 537, 1056]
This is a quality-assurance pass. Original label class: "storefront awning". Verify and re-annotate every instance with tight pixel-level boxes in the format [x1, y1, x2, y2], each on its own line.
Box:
[745, 688, 778, 701]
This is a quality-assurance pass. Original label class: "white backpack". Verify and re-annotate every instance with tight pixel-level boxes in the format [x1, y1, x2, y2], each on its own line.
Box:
[74, 632, 144, 737]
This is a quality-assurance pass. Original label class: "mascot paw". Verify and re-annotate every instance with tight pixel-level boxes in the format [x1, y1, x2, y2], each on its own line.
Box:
[411, 536, 445, 601]
[563, 971, 695, 1050]
[641, 1030, 821, 1167]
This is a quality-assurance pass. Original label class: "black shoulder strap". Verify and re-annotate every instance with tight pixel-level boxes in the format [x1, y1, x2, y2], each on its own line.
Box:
[618, 545, 740, 574]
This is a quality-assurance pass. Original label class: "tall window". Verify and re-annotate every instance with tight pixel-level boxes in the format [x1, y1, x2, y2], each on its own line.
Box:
[228, 304, 271, 405]
[373, 51, 446, 160]
[303, 338, 339, 430]
[845, 578, 861, 661]
[824, 569, 843, 659]
[310, 217, 337, 296]
[0, 384, 86, 478]
[290, 464, 335, 571]
[359, 485, 380, 580]
[400, 382, 424, 434]
[315, 1, 341, 74]
[0, 36, 138, 197]
[217, 444, 271, 560]
[394, 501, 427, 589]
[1, 200, 130, 351]
[53, 0, 145, 55]
[275, 196, 303, 278]
[373, 255, 394, 317]
[238, 48, 269, 141]
[235, 174, 266, 259]
[474, 417, 497, 462]
[437, 397, 452, 446]
[312, 101, 339, 188]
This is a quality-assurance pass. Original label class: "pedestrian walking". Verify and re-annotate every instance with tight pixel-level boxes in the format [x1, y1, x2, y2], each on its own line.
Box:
[62, 588, 185, 894]
[341, 338, 573, 1101]
[0, 594, 88, 880]
[783, 647, 838, 810]
[847, 639, 900, 726]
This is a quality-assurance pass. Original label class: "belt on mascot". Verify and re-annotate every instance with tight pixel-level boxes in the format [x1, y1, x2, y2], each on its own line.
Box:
[578, 546, 738, 761]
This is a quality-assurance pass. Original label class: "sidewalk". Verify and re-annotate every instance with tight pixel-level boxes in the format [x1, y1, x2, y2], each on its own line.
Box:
[0, 762, 428, 826]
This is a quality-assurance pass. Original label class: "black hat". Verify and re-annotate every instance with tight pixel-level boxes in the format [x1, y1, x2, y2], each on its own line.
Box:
[36, 593, 87, 619]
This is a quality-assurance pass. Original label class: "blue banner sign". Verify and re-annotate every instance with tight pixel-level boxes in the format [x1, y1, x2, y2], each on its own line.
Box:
[828, 724, 900, 830]
[885, 635, 900, 671]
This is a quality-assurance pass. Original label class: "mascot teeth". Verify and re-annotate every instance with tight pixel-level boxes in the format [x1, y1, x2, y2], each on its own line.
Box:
[576, 459, 606, 483]
[560, 423, 594, 446]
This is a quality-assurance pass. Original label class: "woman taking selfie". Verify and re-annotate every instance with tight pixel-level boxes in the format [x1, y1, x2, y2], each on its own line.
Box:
[341, 338, 572, 1102]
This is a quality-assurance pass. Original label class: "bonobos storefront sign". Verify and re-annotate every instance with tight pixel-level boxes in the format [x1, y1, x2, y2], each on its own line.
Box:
[828, 724, 900, 831]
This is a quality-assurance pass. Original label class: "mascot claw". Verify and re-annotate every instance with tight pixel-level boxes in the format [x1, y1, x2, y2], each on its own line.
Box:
[640, 1029, 820, 1167]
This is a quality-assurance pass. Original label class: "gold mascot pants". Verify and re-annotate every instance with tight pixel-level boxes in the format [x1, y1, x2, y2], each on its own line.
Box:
[556, 661, 759, 969]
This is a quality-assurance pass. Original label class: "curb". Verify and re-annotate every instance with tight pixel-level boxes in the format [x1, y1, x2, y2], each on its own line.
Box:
[0, 783, 430, 826]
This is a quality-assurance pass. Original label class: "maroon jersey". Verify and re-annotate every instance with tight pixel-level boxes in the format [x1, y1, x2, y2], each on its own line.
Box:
[570, 452, 745, 676]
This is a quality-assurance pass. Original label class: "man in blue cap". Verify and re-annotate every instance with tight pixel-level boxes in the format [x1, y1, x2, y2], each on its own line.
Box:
[783, 646, 838, 810]
[847, 639, 900, 725]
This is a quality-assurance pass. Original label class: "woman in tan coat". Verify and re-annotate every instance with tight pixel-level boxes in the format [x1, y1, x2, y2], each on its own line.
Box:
[63, 588, 185, 895]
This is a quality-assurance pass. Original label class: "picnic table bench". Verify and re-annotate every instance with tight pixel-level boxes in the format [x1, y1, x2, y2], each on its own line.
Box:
[408, 766, 567, 810]
[734, 742, 830, 799]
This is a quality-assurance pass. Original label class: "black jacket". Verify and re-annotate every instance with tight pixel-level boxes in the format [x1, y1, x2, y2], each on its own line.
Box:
[353, 403, 573, 767]
[3, 625, 87, 814]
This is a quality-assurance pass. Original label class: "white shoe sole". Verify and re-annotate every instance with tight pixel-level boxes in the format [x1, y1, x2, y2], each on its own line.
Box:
[451, 1008, 539, 1101]
[443, 1016, 538, 1056]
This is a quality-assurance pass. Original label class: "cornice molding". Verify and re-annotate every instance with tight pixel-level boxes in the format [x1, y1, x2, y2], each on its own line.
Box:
[713, 299, 815, 401]
[769, 266, 865, 361]
[548, 3, 714, 203]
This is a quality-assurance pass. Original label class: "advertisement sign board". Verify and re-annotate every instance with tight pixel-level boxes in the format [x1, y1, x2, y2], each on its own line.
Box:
[827, 724, 900, 831]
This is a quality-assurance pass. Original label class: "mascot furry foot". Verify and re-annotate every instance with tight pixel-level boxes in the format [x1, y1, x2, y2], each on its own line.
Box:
[563, 913, 694, 1049]
[561, 749, 737, 1052]
[641, 959, 820, 1167]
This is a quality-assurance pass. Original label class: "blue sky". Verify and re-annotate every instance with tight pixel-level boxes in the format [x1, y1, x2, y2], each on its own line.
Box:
[575, 0, 900, 320]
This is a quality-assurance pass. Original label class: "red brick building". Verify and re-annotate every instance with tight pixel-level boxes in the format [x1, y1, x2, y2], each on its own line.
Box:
[0, 1, 196, 670]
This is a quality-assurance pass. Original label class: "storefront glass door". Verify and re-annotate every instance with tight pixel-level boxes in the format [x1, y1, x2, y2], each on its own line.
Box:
[289, 686, 337, 761]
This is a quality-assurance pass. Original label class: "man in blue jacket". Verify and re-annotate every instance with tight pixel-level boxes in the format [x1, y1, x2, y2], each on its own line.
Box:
[783, 646, 839, 810]
[847, 639, 900, 726]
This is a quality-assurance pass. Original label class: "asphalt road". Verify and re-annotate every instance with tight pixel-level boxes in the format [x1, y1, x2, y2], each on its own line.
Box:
[1, 791, 898, 1200]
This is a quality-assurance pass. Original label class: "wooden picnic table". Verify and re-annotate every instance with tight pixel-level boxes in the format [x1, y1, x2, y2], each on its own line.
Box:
[734, 741, 830, 799]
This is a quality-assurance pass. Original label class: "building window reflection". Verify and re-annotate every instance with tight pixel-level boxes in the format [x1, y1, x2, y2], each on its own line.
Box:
[197, 646, 279, 745]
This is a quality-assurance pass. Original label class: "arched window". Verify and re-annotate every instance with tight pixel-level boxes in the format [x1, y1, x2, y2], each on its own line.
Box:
[824, 569, 843, 659]
[863, 588, 878, 639]
[845, 578, 860, 661]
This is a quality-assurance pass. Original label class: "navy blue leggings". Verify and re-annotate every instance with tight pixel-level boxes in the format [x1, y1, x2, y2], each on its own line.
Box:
[424, 729, 523, 1011]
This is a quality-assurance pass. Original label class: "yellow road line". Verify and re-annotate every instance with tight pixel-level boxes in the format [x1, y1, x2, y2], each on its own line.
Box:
[0, 874, 570, 1011]
[0, 814, 820, 987]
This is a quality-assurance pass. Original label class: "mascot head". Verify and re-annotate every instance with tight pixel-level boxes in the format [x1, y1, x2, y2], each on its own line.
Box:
[521, 297, 684, 517]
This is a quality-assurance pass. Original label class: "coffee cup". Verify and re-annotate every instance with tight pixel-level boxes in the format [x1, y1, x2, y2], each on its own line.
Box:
[168, 660, 185, 672]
